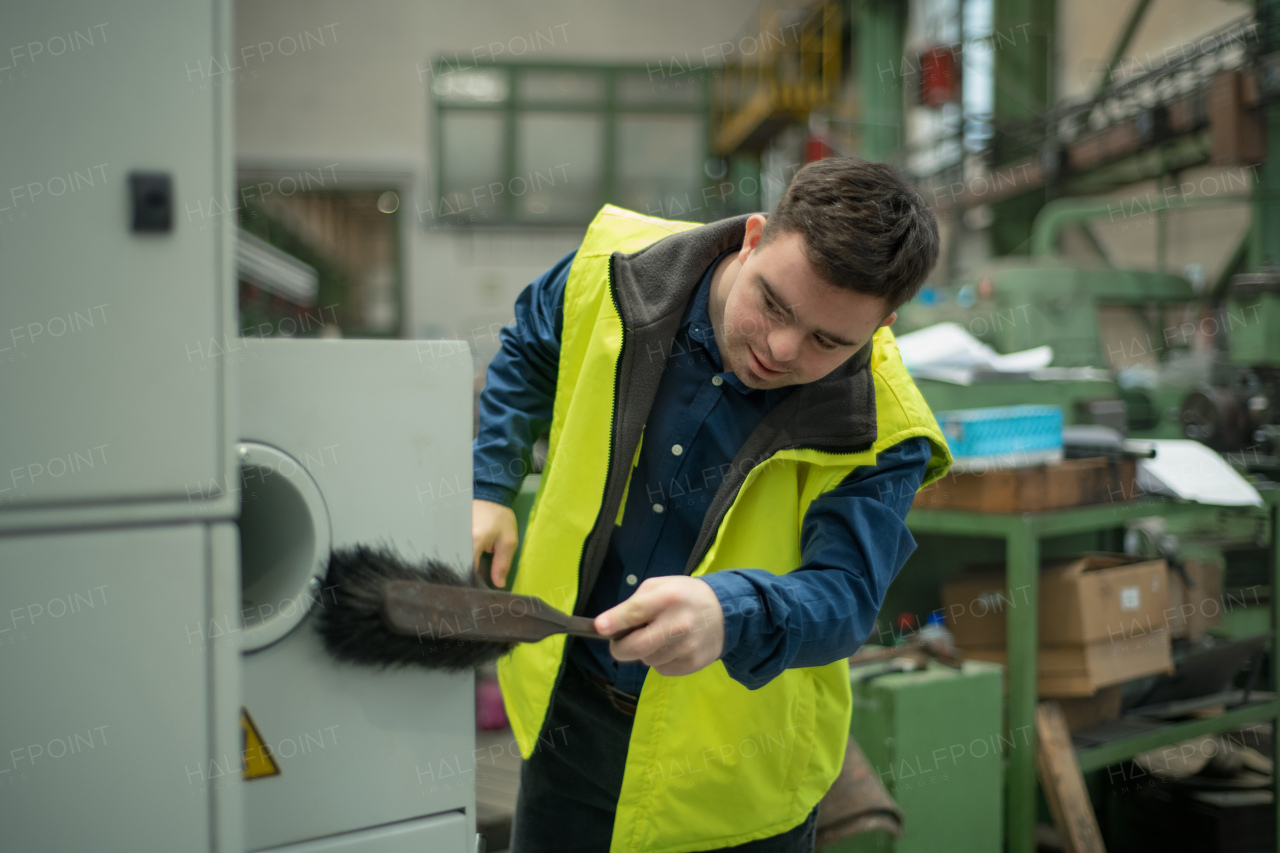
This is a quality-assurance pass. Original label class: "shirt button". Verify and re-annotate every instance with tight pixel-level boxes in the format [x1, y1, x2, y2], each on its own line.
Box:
[711, 376, 724, 386]
[626, 574, 638, 586]
[671, 444, 684, 456]
[652, 503, 664, 514]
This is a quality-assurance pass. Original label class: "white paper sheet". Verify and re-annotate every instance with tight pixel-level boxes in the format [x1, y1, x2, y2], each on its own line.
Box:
[1137, 440, 1263, 507]
[895, 322, 1054, 385]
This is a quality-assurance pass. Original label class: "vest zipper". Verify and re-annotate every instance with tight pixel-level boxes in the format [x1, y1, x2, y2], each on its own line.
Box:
[541, 256, 628, 744]
[595, 257, 625, 596]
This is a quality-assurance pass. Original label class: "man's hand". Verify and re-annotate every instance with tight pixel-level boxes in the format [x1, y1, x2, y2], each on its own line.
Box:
[472, 499, 518, 587]
[597, 576, 725, 677]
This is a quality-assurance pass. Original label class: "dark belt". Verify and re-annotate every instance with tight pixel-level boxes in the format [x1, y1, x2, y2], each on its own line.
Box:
[582, 667, 640, 717]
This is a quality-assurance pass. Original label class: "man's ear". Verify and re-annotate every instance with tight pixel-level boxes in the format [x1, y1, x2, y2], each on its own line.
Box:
[738, 213, 768, 263]
[878, 310, 898, 329]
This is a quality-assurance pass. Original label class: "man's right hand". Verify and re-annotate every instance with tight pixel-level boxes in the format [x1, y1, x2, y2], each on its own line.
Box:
[472, 499, 519, 588]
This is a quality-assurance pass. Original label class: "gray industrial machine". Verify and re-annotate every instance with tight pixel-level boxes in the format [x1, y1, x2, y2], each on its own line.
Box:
[235, 339, 477, 852]
[1, 2, 479, 850]
[0, 2, 242, 850]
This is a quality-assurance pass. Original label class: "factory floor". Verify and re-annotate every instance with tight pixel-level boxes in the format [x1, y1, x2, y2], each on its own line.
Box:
[475, 725, 521, 852]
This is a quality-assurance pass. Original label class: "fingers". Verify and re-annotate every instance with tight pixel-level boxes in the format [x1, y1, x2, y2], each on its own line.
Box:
[490, 534, 517, 588]
[471, 503, 494, 567]
[610, 613, 696, 666]
[472, 500, 519, 588]
[601, 584, 692, 662]
[596, 587, 662, 638]
[601, 578, 726, 675]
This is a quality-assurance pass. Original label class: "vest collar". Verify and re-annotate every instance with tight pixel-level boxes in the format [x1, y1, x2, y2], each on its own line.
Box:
[611, 214, 877, 453]
[573, 215, 879, 602]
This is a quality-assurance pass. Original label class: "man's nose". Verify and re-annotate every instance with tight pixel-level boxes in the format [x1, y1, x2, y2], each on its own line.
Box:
[766, 325, 803, 363]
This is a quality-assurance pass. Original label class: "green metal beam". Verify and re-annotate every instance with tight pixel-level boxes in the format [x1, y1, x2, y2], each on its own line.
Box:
[1004, 524, 1040, 853]
[1077, 699, 1280, 773]
[1210, 230, 1252, 304]
[856, 0, 905, 161]
[906, 500, 1213, 540]
[990, 0, 1056, 255]
[1272, 496, 1280, 850]
[1078, 222, 1116, 267]
[1030, 193, 1253, 257]
[1093, 0, 1156, 99]
[1252, 104, 1280, 268]
[1252, 0, 1280, 270]
[1063, 128, 1214, 197]
[992, 0, 1055, 128]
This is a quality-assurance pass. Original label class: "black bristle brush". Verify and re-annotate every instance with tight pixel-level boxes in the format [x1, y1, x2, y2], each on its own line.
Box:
[315, 544, 621, 672]
[315, 544, 508, 671]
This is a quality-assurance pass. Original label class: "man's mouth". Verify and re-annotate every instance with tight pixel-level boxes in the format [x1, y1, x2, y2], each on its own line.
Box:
[747, 346, 785, 378]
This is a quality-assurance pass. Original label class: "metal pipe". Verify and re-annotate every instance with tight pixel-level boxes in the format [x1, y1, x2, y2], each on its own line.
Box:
[1031, 194, 1253, 257]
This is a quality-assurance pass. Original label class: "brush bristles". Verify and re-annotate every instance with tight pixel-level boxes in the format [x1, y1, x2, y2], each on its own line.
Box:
[315, 544, 513, 671]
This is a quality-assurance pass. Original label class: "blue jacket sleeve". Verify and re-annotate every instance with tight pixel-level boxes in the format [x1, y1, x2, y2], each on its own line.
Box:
[700, 436, 932, 690]
[472, 250, 575, 506]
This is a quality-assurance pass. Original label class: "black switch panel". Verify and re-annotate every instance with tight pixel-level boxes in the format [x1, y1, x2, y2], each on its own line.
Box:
[129, 171, 173, 233]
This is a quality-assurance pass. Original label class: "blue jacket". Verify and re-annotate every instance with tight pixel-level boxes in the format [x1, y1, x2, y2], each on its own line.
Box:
[474, 249, 929, 692]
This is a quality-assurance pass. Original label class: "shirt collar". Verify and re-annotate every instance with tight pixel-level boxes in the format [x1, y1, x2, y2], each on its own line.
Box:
[683, 251, 727, 347]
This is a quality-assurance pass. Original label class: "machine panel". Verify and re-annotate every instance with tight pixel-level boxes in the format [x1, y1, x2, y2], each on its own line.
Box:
[0, 0, 234, 515]
[235, 338, 476, 851]
[0, 524, 222, 851]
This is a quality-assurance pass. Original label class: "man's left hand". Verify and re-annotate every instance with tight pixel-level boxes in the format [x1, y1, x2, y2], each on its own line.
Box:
[596, 576, 725, 677]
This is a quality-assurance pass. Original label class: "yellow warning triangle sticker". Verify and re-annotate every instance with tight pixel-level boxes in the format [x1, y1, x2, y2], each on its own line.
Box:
[240, 707, 281, 780]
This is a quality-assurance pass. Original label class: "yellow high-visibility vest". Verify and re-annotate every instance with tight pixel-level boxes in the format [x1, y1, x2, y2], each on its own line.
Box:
[497, 205, 951, 852]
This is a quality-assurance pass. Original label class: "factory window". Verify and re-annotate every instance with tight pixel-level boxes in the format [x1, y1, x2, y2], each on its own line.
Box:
[236, 172, 407, 338]
[428, 62, 710, 227]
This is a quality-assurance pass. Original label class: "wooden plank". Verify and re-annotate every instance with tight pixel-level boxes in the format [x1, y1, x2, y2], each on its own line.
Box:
[1036, 700, 1107, 853]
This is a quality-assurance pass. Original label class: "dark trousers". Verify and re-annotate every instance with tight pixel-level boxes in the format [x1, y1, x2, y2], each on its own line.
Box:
[509, 645, 818, 853]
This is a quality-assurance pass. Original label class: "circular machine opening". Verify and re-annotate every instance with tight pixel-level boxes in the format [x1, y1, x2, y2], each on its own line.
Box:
[235, 441, 332, 652]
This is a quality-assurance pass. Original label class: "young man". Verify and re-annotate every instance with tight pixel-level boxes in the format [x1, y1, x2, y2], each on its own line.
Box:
[472, 157, 951, 853]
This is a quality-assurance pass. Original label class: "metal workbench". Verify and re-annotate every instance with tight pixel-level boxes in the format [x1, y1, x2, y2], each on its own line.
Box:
[904, 497, 1279, 852]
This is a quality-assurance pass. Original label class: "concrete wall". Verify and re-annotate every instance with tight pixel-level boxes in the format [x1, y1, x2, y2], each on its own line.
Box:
[233, 0, 755, 351]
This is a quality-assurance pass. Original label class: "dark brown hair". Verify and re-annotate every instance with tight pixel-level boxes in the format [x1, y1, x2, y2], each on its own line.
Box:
[761, 157, 940, 311]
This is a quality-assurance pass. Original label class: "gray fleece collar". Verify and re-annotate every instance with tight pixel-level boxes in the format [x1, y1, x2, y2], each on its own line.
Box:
[573, 214, 878, 607]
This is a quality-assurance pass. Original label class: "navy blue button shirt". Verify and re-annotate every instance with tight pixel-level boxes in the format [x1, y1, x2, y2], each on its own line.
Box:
[473, 248, 931, 693]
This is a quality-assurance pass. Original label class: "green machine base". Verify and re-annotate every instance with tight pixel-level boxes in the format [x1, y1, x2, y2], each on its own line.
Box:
[822, 658, 1005, 853]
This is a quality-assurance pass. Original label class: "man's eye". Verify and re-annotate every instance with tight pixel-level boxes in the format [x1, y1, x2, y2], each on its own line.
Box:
[814, 336, 836, 350]
[763, 295, 779, 314]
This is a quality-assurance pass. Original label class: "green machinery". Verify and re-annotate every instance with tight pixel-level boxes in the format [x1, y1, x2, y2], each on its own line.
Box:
[822, 659, 1005, 853]
[891, 198, 1280, 627]
[882, 197, 1280, 846]
[896, 199, 1280, 471]
[896, 258, 1198, 440]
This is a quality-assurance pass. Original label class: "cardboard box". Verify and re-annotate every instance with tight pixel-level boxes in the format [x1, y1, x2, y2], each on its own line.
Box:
[964, 630, 1174, 697]
[1166, 559, 1225, 641]
[1057, 685, 1124, 731]
[941, 553, 1170, 648]
[913, 456, 1136, 513]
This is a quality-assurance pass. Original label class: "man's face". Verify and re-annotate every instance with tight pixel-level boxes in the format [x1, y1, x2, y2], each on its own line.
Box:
[710, 214, 897, 391]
